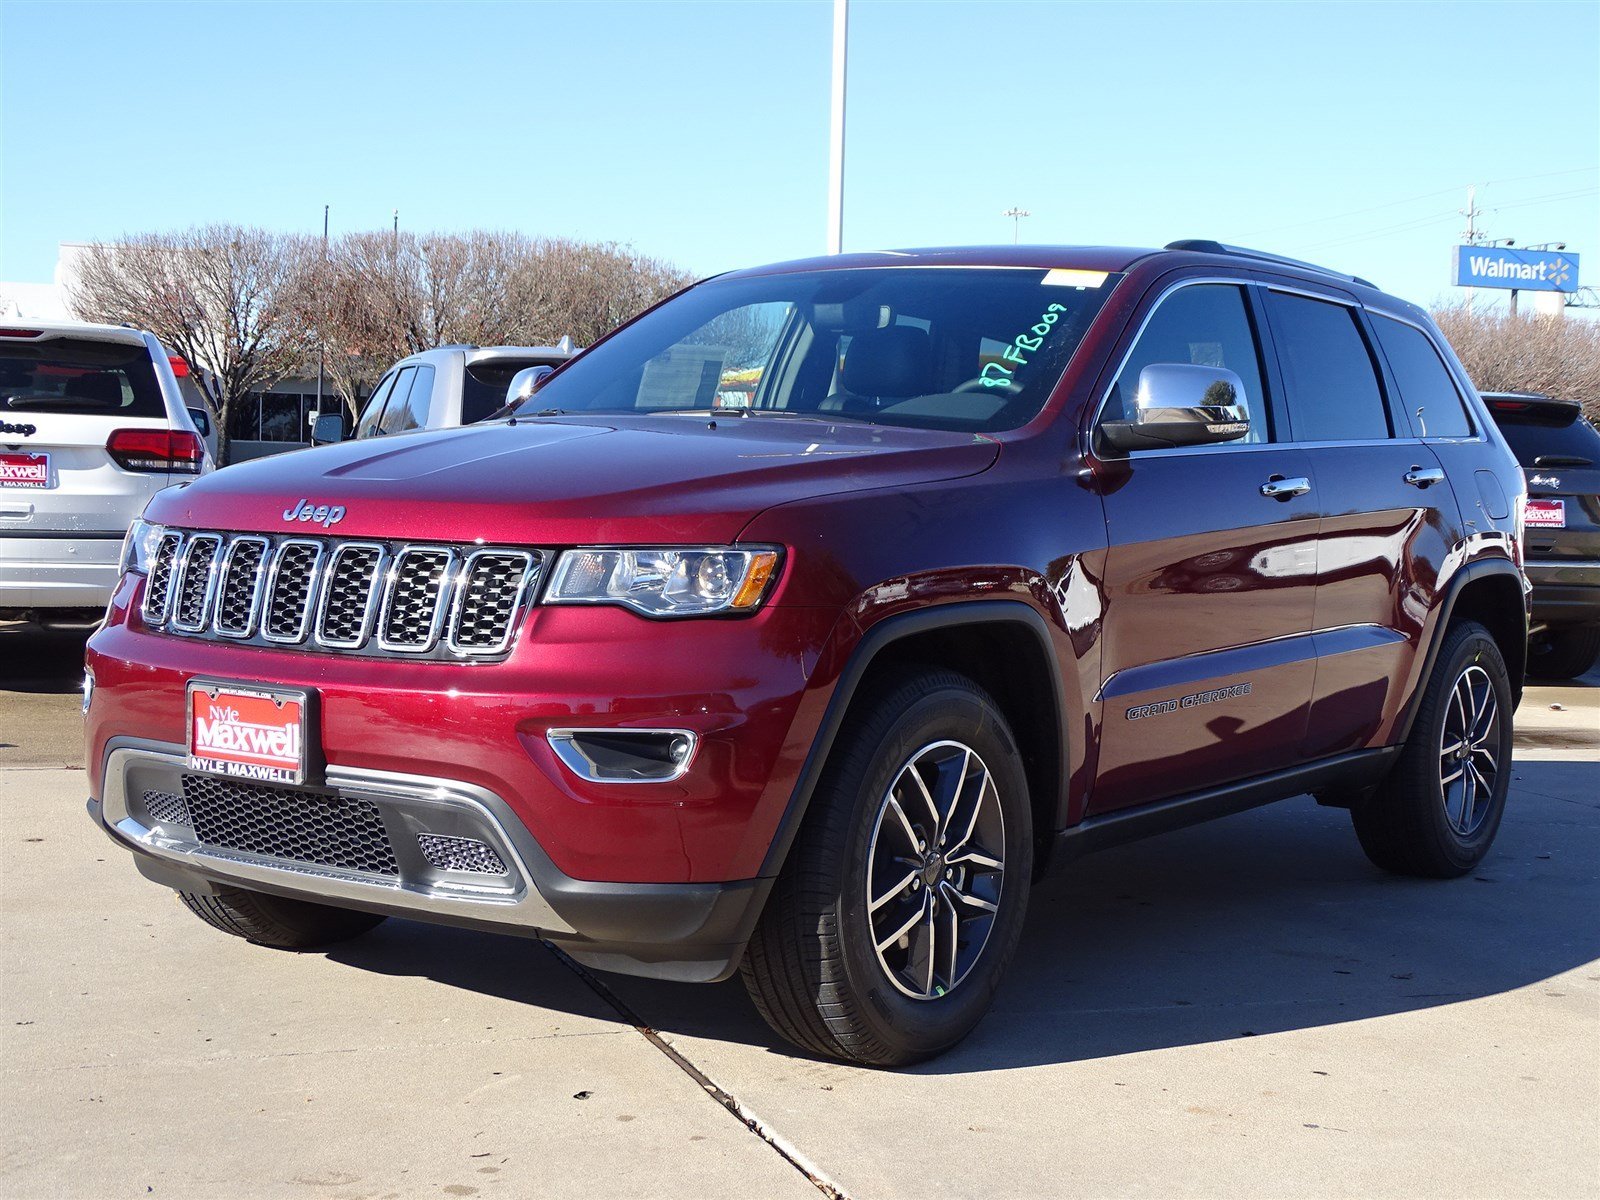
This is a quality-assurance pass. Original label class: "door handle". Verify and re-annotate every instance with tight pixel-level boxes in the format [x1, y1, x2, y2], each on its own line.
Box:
[1404, 466, 1445, 489]
[1260, 475, 1311, 500]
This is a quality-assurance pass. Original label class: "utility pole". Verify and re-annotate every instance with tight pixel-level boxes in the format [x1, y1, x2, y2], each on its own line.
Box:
[826, 0, 848, 255]
[1460, 186, 1483, 310]
[315, 204, 328, 424]
[1003, 207, 1031, 244]
[392, 209, 399, 248]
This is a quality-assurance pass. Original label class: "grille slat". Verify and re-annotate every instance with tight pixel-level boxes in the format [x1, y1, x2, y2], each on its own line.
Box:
[140, 533, 184, 625]
[171, 535, 221, 631]
[143, 530, 537, 660]
[180, 774, 399, 876]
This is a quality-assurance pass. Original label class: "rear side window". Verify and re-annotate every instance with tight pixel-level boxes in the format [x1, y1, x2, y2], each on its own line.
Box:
[384, 364, 435, 433]
[1103, 283, 1270, 443]
[356, 372, 398, 438]
[1371, 316, 1474, 439]
[0, 337, 164, 418]
[1267, 292, 1390, 441]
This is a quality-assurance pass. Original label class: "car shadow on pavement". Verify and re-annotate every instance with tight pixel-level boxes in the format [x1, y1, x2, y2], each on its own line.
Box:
[0, 626, 92, 695]
[327, 754, 1599, 1074]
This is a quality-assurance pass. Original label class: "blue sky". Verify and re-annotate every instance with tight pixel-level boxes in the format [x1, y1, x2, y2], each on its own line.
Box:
[2, 0, 1595, 312]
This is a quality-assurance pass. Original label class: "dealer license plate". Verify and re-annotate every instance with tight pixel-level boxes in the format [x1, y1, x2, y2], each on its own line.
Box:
[0, 452, 49, 488]
[1524, 499, 1566, 529]
[187, 682, 311, 785]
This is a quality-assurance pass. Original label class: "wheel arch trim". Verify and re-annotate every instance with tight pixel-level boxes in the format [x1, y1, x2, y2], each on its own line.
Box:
[757, 599, 1070, 879]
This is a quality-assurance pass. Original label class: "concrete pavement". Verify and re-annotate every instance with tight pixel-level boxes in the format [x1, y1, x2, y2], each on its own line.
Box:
[2, 626, 1595, 1198]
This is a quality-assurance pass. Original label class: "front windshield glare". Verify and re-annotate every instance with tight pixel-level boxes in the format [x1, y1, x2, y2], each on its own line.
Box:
[515, 267, 1121, 433]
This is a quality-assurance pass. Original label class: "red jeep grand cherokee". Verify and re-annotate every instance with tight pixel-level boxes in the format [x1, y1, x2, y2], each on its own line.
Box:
[86, 242, 1529, 1065]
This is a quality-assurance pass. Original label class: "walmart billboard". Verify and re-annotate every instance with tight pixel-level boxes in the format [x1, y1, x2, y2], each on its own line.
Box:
[1453, 246, 1579, 292]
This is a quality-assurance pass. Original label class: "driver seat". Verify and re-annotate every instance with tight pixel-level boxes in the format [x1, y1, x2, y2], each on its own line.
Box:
[838, 326, 932, 411]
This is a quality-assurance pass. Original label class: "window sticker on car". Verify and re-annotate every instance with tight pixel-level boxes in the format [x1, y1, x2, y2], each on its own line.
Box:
[1042, 268, 1109, 288]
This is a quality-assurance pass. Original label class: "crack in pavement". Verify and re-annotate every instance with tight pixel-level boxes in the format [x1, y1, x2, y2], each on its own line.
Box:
[541, 941, 849, 1200]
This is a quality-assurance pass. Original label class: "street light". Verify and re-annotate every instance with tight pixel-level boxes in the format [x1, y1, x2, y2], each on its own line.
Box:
[1003, 207, 1031, 244]
[827, 0, 848, 254]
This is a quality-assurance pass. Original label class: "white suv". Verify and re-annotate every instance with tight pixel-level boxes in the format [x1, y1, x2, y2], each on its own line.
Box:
[345, 343, 576, 441]
[0, 321, 212, 624]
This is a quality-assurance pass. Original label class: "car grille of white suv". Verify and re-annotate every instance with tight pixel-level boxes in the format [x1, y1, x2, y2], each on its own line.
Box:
[140, 530, 542, 659]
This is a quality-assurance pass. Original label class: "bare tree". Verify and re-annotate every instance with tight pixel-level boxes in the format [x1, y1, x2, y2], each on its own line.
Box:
[1434, 304, 1600, 422]
[69, 226, 316, 464]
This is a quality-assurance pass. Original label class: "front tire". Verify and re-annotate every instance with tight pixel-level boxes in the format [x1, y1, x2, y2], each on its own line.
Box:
[1527, 623, 1600, 681]
[178, 884, 386, 949]
[1351, 620, 1513, 878]
[741, 668, 1033, 1066]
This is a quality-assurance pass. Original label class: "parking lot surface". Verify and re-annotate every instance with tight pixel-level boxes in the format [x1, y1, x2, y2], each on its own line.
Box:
[3, 626, 1596, 1199]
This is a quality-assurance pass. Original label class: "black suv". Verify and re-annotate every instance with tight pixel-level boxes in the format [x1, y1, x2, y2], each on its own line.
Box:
[1484, 392, 1600, 679]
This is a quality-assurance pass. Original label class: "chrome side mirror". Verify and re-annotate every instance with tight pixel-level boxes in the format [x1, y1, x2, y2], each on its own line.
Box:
[310, 413, 345, 446]
[506, 365, 556, 406]
[1100, 363, 1250, 453]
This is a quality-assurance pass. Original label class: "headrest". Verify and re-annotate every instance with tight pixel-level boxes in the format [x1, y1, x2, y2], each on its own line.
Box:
[63, 373, 124, 405]
[841, 326, 932, 398]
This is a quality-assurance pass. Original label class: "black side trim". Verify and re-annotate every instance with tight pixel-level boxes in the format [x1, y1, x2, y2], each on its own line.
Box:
[757, 599, 1069, 878]
[1396, 557, 1526, 740]
[1056, 746, 1399, 861]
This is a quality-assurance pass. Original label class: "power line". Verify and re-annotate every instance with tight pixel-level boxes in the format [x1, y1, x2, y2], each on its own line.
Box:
[1237, 165, 1597, 240]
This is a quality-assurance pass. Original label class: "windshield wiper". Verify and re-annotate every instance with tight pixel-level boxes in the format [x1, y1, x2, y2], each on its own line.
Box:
[1533, 454, 1593, 467]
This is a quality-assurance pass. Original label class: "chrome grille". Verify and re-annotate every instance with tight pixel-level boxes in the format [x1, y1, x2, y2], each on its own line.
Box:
[316, 543, 385, 647]
[449, 551, 537, 653]
[171, 535, 221, 631]
[142, 530, 540, 661]
[215, 537, 268, 637]
[380, 548, 454, 651]
[142, 789, 191, 826]
[180, 773, 399, 876]
[140, 532, 183, 625]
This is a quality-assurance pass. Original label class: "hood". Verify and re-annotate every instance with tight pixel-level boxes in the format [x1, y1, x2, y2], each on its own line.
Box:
[145, 415, 1001, 544]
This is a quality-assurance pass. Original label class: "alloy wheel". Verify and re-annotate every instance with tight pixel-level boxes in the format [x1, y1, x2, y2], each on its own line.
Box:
[1439, 663, 1500, 837]
[864, 740, 1006, 1000]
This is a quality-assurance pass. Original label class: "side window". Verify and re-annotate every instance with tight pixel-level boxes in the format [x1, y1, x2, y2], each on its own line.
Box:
[355, 372, 397, 438]
[1105, 284, 1270, 444]
[377, 368, 418, 435]
[1267, 292, 1390, 442]
[387, 364, 436, 433]
[1370, 315, 1474, 439]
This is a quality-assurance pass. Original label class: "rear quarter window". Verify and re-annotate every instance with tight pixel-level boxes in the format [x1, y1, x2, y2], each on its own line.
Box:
[1370, 315, 1474, 439]
[0, 338, 164, 418]
[1267, 292, 1390, 442]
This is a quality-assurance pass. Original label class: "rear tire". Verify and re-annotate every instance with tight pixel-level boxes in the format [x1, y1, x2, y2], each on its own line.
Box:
[1527, 623, 1600, 681]
[1351, 620, 1513, 878]
[178, 884, 386, 949]
[740, 668, 1033, 1066]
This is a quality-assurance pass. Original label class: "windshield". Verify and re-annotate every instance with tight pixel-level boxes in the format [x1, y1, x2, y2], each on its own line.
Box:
[1, 337, 164, 417]
[512, 267, 1121, 433]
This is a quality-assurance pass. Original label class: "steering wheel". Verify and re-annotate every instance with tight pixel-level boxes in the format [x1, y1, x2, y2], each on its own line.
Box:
[952, 375, 1020, 395]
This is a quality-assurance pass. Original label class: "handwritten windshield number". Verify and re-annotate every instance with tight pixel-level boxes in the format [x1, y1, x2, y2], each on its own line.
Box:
[982, 303, 1069, 389]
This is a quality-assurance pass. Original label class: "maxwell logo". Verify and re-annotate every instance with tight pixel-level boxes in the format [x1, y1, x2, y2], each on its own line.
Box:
[283, 497, 347, 527]
[193, 703, 302, 762]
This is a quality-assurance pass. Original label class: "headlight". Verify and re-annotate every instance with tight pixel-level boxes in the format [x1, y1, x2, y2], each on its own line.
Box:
[119, 518, 165, 576]
[545, 546, 781, 617]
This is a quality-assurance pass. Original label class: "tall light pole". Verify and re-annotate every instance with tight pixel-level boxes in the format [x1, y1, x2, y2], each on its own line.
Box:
[1004, 207, 1030, 244]
[827, 0, 848, 254]
[315, 204, 328, 423]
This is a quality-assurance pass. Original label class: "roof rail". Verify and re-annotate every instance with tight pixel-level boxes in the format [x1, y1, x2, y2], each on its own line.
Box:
[1165, 240, 1377, 289]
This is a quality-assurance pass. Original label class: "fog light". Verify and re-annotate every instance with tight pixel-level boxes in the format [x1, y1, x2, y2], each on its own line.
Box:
[547, 728, 698, 784]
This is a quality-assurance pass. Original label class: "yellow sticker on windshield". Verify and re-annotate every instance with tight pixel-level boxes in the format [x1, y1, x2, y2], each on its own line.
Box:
[1042, 268, 1109, 288]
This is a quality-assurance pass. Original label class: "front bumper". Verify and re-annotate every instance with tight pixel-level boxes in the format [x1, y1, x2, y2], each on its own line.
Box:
[0, 531, 122, 609]
[90, 738, 771, 982]
[1527, 558, 1600, 624]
